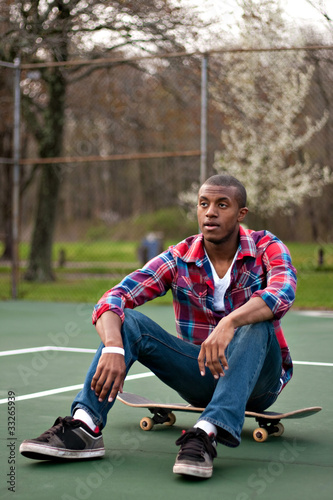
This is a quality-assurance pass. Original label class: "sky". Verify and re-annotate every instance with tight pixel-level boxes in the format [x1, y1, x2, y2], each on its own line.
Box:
[189, 0, 333, 23]
[279, 0, 332, 24]
[179, 0, 333, 48]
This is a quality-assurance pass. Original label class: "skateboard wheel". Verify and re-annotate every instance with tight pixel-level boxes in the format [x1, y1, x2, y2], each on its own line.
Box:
[164, 412, 176, 426]
[140, 417, 154, 431]
[253, 427, 268, 442]
[272, 423, 284, 437]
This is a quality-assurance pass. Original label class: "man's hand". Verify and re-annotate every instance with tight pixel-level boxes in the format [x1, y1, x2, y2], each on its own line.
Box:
[197, 318, 235, 379]
[91, 352, 126, 403]
[198, 297, 274, 379]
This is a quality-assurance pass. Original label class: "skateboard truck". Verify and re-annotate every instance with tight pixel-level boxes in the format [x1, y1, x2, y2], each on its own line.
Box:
[253, 417, 284, 442]
[140, 408, 176, 431]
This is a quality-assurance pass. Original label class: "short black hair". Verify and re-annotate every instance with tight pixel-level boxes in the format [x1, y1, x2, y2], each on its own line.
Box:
[202, 174, 247, 208]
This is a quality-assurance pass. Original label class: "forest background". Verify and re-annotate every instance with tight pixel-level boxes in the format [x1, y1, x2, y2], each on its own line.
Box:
[0, 0, 333, 306]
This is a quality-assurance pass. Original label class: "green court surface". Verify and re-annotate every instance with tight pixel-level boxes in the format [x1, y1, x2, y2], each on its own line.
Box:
[0, 301, 332, 500]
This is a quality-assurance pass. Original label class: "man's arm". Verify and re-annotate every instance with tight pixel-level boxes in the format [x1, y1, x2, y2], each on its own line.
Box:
[92, 250, 176, 325]
[197, 296, 274, 379]
[90, 250, 177, 403]
[198, 236, 296, 380]
[91, 311, 126, 403]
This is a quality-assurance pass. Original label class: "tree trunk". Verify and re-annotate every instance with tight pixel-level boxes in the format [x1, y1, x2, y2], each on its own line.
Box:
[24, 67, 66, 281]
[24, 165, 62, 281]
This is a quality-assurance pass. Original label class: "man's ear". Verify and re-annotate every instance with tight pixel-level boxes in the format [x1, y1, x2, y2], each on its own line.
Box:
[238, 207, 248, 222]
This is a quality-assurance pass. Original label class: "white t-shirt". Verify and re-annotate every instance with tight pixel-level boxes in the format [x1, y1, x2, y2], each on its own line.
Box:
[205, 250, 238, 312]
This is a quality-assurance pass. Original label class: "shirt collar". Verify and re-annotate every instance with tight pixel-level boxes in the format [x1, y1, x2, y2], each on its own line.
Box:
[180, 234, 206, 267]
[237, 225, 257, 259]
[177, 226, 257, 267]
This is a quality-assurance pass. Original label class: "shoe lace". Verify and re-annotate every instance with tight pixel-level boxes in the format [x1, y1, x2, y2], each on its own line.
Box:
[176, 428, 217, 461]
[39, 416, 77, 441]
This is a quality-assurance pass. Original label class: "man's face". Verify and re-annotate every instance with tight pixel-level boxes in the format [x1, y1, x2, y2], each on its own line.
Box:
[197, 184, 248, 245]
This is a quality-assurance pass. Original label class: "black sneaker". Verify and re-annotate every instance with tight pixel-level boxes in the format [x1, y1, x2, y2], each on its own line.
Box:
[19, 416, 105, 460]
[173, 427, 217, 478]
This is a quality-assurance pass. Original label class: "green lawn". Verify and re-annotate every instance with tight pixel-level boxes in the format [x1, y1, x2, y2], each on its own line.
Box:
[19, 240, 139, 263]
[293, 271, 333, 309]
[0, 241, 332, 308]
[1, 240, 333, 269]
[287, 241, 333, 271]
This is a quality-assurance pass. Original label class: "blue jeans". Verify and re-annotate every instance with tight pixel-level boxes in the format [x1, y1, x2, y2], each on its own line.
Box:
[72, 309, 282, 447]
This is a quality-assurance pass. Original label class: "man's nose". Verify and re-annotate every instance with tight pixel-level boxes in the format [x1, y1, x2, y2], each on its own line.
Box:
[206, 204, 217, 216]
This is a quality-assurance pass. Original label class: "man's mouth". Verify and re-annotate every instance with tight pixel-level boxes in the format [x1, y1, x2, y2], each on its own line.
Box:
[204, 222, 219, 229]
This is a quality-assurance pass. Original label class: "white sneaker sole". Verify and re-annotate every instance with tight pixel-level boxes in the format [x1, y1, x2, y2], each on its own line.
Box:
[19, 442, 105, 460]
[173, 462, 213, 478]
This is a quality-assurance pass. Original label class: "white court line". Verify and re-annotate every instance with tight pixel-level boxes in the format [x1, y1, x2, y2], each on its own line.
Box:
[1, 346, 333, 368]
[1, 346, 333, 367]
[295, 310, 333, 318]
[1, 361, 331, 405]
[293, 361, 333, 367]
[0, 346, 332, 405]
[0, 346, 96, 356]
[0, 372, 155, 405]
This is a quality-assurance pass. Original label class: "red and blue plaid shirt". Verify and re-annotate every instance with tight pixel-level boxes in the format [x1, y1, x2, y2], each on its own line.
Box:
[93, 226, 297, 390]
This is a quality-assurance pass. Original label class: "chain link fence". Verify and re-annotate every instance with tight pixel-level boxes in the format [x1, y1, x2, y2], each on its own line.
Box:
[1, 46, 333, 301]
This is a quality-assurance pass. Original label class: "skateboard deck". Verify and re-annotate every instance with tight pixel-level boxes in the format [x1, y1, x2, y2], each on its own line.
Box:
[117, 392, 322, 442]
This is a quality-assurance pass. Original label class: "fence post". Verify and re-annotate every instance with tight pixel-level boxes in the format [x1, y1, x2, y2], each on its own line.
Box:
[11, 57, 21, 299]
[200, 53, 208, 185]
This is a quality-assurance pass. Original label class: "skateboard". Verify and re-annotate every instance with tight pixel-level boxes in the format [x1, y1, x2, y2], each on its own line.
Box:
[117, 392, 322, 442]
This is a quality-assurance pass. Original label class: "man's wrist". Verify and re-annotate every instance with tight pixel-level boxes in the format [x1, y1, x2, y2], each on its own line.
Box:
[102, 346, 125, 356]
[220, 315, 237, 331]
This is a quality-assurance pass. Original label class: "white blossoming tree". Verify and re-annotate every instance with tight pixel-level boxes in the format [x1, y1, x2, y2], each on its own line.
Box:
[179, 1, 332, 220]
[211, 0, 332, 216]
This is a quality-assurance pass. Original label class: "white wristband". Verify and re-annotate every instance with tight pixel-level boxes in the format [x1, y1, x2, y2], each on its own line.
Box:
[102, 346, 125, 356]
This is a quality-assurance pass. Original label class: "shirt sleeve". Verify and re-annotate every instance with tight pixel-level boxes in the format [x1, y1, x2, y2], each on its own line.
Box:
[92, 249, 176, 325]
[252, 240, 297, 319]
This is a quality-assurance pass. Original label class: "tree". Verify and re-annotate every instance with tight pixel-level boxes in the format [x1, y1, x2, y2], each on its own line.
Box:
[60, 59, 203, 220]
[0, 0, 201, 281]
[211, 0, 332, 218]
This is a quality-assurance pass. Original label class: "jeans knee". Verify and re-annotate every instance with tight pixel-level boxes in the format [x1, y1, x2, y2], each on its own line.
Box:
[122, 308, 154, 346]
[237, 320, 273, 343]
[122, 308, 141, 336]
[124, 308, 139, 320]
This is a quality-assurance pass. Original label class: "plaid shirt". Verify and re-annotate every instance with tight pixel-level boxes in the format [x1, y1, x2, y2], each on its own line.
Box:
[93, 226, 297, 390]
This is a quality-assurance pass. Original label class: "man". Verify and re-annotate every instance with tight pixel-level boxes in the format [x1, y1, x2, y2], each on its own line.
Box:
[20, 174, 297, 479]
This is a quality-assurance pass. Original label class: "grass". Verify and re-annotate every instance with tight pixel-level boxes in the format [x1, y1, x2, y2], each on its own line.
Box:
[0, 275, 173, 305]
[293, 271, 333, 309]
[18, 240, 139, 263]
[287, 242, 333, 271]
[0, 241, 333, 309]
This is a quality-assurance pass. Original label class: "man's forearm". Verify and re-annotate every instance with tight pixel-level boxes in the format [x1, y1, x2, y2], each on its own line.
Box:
[224, 296, 274, 330]
[95, 310, 123, 347]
